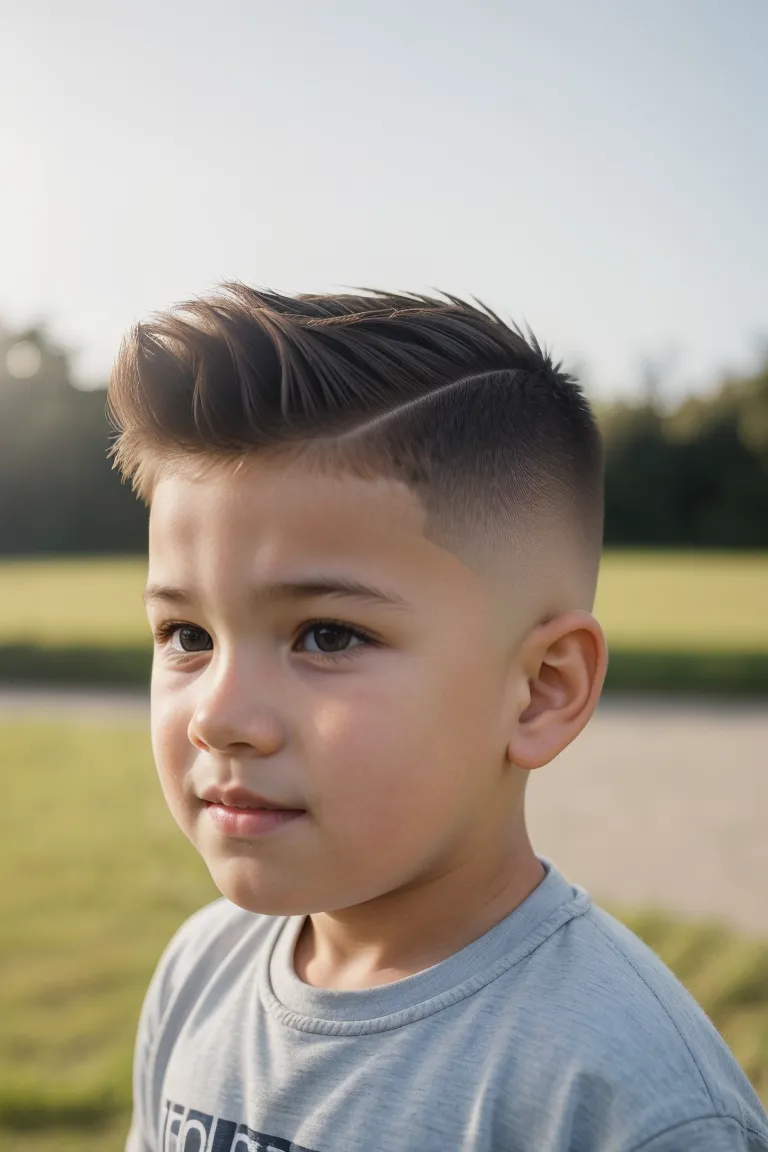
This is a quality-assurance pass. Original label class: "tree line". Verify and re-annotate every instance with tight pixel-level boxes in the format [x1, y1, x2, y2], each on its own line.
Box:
[1, 324, 766, 554]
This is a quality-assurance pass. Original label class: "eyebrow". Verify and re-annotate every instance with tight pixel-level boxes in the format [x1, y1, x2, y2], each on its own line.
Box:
[142, 575, 412, 613]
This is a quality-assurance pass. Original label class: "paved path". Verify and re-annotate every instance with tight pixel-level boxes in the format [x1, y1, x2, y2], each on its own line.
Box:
[527, 698, 768, 936]
[1, 689, 766, 936]
[0, 686, 149, 718]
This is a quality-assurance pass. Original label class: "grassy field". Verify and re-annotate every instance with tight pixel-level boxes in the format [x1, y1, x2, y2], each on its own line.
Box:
[1, 715, 767, 1149]
[0, 557, 148, 647]
[0, 717, 218, 1148]
[595, 551, 768, 653]
[0, 551, 766, 652]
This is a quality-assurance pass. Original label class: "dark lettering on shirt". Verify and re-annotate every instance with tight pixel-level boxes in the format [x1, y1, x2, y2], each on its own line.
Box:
[161, 1097, 320, 1152]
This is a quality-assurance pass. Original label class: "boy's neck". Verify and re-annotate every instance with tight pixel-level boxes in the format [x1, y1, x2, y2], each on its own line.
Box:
[292, 830, 545, 992]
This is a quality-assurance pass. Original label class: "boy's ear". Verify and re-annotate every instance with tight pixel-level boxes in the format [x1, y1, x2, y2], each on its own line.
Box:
[506, 611, 607, 771]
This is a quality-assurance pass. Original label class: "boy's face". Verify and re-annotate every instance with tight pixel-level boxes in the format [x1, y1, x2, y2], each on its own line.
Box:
[146, 454, 529, 915]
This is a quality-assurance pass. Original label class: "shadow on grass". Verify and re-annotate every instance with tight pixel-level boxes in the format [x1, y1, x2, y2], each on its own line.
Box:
[0, 1083, 125, 1131]
[0, 643, 152, 687]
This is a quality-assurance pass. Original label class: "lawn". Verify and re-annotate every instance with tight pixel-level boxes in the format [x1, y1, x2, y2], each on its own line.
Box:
[0, 551, 766, 652]
[0, 717, 218, 1148]
[1, 716, 767, 1149]
[595, 551, 768, 653]
[0, 557, 148, 647]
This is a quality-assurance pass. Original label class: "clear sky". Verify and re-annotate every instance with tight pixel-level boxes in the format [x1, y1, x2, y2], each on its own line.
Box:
[1, 0, 766, 398]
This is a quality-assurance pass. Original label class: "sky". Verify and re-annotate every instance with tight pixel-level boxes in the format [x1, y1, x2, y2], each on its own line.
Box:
[0, 0, 766, 399]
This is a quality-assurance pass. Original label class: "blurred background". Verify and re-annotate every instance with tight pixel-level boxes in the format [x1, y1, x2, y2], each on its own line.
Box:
[1, 1, 766, 1146]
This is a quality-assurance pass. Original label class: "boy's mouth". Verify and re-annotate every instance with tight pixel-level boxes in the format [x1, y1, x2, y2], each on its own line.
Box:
[199, 784, 304, 812]
[200, 793, 307, 838]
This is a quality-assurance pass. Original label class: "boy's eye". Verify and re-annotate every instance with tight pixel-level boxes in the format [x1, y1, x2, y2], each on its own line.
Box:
[165, 624, 213, 653]
[297, 623, 366, 655]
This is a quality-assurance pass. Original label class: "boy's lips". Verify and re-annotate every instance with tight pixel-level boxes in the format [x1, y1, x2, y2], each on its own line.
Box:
[205, 804, 306, 837]
[199, 784, 307, 838]
[199, 783, 305, 812]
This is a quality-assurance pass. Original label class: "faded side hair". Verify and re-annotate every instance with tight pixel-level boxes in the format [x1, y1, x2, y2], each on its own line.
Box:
[107, 282, 604, 580]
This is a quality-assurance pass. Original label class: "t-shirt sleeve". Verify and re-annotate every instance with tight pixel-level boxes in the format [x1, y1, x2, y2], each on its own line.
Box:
[630, 1115, 768, 1152]
[124, 902, 225, 1152]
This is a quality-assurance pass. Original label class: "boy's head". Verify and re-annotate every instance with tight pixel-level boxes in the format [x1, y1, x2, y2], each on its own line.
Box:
[108, 284, 607, 915]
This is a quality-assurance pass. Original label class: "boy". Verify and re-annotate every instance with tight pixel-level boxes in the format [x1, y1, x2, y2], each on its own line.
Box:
[112, 284, 768, 1152]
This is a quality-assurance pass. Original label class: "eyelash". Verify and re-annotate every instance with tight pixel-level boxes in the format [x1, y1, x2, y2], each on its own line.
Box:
[152, 618, 380, 664]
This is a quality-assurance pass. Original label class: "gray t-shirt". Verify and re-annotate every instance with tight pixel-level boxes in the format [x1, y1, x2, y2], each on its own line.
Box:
[126, 859, 768, 1151]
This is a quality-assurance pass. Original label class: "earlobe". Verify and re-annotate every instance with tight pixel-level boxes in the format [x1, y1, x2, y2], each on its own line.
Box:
[506, 611, 607, 771]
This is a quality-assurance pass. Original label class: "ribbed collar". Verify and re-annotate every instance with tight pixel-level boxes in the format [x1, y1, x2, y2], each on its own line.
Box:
[260, 858, 590, 1034]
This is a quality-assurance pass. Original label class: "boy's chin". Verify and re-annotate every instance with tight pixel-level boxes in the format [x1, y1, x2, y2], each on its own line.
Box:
[203, 854, 322, 918]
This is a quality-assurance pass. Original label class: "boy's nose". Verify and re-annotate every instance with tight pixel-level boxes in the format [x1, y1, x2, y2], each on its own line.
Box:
[187, 667, 287, 757]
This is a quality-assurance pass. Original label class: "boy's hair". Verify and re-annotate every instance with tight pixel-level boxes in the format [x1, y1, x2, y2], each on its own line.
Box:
[107, 283, 604, 587]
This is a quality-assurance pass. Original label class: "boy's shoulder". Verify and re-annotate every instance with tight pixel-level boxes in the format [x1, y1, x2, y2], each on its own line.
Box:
[529, 900, 767, 1139]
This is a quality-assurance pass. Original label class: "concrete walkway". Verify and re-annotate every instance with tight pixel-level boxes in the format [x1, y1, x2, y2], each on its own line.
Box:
[1, 689, 766, 936]
[0, 685, 149, 718]
[527, 698, 768, 937]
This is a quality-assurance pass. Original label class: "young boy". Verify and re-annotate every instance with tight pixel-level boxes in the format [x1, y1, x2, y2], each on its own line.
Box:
[112, 284, 768, 1152]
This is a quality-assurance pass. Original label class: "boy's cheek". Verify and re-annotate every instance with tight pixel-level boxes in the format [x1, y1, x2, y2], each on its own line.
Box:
[150, 712, 193, 794]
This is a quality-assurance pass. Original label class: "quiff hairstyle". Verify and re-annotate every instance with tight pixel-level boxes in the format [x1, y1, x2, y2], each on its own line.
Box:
[107, 283, 604, 586]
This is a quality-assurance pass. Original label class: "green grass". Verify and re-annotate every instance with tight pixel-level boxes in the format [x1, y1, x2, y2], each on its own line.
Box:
[1, 717, 767, 1150]
[0, 717, 218, 1146]
[0, 551, 766, 652]
[594, 551, 768, 653]
[0, 557, 149, 647]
